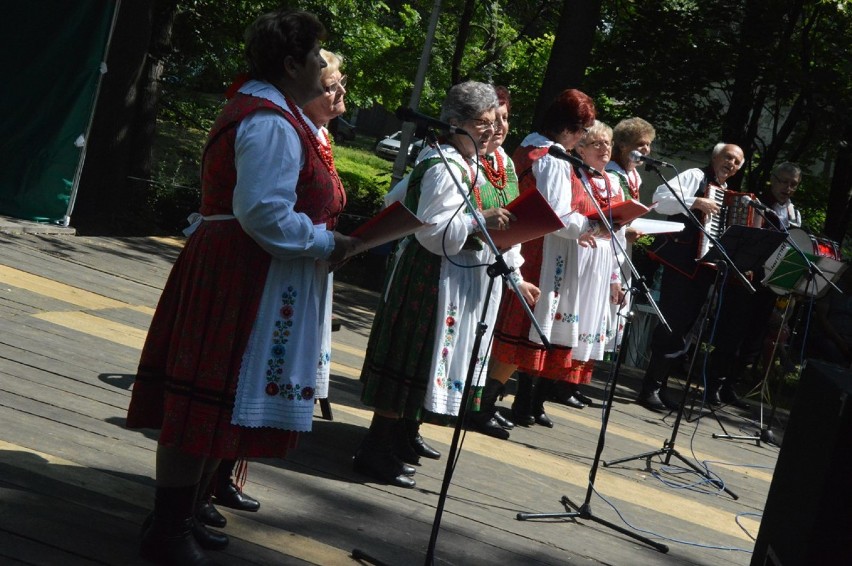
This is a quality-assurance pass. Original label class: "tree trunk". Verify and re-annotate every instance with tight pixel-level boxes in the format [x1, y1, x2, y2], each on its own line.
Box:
[532, 0, 601, 131]
[450, 0, 476, 85]
[75, 0, 178, 235]
[824, 126, 852, 243]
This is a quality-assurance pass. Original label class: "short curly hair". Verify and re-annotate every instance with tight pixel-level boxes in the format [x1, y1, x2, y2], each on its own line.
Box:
[612, 117, 655, 153]
[440, 81, 499, 123]
[245, 10, 326, 83]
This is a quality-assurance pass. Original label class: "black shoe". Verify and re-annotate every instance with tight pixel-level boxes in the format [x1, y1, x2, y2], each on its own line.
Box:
[411, 432, 441, 460]
[534, 412, 554, 428]
[196, 499, 226, 529]
[720, 388, 750, 410]
[140, 485, 215, 565]
[353, 447, 416, 488]
[637, 390, 667, 412]
[557, 394, 585, 409]
[573, 391, 594, 406]
[492, 411, 514, 430]
[393, 422, 421, 466]
[191, 519, 229, 551]
[658, 390, 680, 411]
[141, 517, 215, 565]
[467, 416, 510, 440]
[511, 409, 535, 427]
[707, 389, 723, 407]
[213, 482, 260, 512]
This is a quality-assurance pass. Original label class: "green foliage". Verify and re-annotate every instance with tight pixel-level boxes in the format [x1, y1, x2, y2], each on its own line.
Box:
[149, 104, 394, 235]
[147, 0, 850, 243]
[333, 144, 394, 226]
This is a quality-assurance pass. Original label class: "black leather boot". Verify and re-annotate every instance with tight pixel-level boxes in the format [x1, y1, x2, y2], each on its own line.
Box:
[637, 351, 675, 412]
[531, 377, 554, 428]
[196, 496, 226, 528]
[466, 378, 511, 440]
[140, 484, 215, 565]
[212, 460, 260, 512]
[405, 419, 441, 460]
[511, 372, 535, 426]
[393, 419, 421, 465]
[353, 415, 416, 488]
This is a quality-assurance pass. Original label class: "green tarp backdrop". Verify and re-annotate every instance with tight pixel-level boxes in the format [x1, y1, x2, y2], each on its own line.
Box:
[1, 0, 116, 224]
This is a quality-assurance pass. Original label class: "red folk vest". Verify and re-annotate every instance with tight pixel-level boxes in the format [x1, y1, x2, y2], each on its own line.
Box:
[200, 93, 345, 229]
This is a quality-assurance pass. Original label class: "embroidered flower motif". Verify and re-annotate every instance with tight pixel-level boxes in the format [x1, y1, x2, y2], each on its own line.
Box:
[555, 312, 579, 324]
[436, 303, 459, 390]
[265, 286, 311, 401]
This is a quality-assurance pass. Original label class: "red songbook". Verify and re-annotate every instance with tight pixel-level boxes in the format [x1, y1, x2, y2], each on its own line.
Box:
[489, 188, 565, 249]
[350, 201, 431, 254]
[586, 199, 653, 224]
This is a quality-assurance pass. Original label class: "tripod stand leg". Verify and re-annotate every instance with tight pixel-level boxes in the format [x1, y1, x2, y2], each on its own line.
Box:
[603, 448, 667, 468]
[665, 449, 738, 500]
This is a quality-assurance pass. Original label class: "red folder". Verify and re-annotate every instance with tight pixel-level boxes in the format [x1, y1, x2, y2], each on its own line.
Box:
[489, 188, 565, 249]
[585, 199, 652, 224]
[350, 201, 431, 254]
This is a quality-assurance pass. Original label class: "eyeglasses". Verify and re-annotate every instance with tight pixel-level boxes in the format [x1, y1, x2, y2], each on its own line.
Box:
[465, 118, 497, 131]
[584, 140, 611, 150]
[323, 75, 347, 95]
[771, 174, 800, 188]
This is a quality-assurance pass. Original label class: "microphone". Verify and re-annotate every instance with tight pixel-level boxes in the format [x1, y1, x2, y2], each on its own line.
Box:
[395, 107, 464, 134]
[742, 195, 770, 211]
[547, 145, 602, 176]
[629, 150, 673, 168]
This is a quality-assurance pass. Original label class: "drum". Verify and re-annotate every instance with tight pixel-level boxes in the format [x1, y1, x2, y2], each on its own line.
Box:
[763, 228, 845, 296]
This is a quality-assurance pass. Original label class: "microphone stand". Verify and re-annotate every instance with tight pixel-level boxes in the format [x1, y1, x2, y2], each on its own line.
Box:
[514, 163, 669, 553]
[351, 126, 550, 566]
[602, 163, 740, 500]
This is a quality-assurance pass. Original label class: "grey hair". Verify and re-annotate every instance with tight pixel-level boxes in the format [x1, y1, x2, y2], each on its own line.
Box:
[440, 81, 498, 123]
[712, 142, 728, 156]
[772, 161, 801, 178]
[577, 120, 612, 146]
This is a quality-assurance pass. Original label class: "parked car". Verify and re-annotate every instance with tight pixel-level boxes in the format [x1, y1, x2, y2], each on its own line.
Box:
[374, 131, 427, 163]
[330, 116, 356, 142]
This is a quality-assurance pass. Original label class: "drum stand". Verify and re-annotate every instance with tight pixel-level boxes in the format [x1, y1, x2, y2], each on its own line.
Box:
[710, 211, 845, 445]
[709, 297, 795, 446]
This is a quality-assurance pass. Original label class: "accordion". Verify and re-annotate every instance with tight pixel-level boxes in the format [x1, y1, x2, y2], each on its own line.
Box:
[648, 185, 760, 278]
[696, 186, 759, 260]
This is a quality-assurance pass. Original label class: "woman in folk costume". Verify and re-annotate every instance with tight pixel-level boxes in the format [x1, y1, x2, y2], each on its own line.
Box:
[356, 81, 538, 488]
[464, 85, 535, 440]
[197, 47, 353, 534]
[603, 117, 656, 354]
[560, 121, 627, 393]
[303, 49, 348, 406]
[489, 89, 598, 428]
[125, 10, 359, 564]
